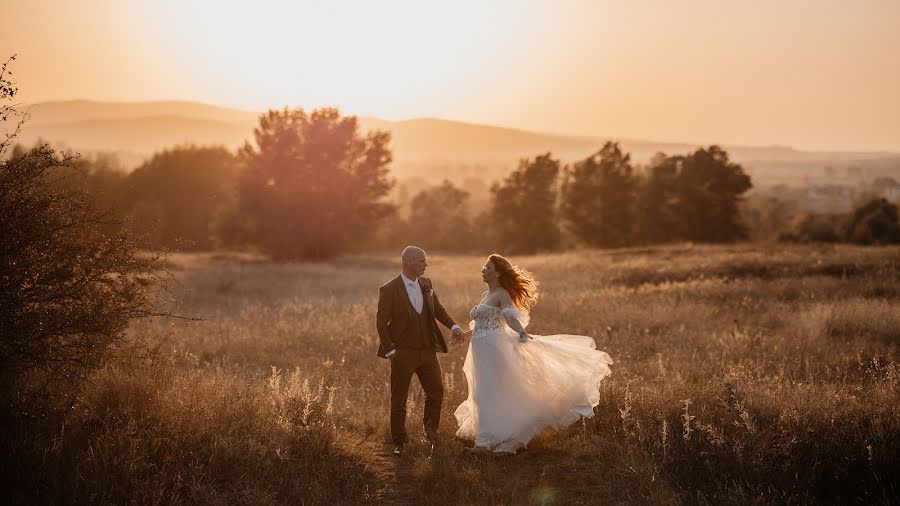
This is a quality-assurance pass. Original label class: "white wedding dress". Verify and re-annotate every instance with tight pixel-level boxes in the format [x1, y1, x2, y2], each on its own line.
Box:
[454, 303, 613, 453]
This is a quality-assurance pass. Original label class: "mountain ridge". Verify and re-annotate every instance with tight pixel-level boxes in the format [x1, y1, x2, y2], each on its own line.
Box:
[10, 99, 900, 185]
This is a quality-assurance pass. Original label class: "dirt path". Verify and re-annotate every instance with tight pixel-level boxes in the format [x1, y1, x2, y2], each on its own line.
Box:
[345, 437, 426, 505]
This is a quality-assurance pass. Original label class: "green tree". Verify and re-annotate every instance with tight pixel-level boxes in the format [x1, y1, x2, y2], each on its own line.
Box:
[670, 146, 753, 242]
[843, 198, 900, 245]
[783, 213, 840, 243]
[407, 180, 472, 251]
[561, 142, 636, 247]
[634, 153, 680, 244]
[125, 145, 237, 250]
[490, 153, 561, 253]
[237, 108, 394, 259]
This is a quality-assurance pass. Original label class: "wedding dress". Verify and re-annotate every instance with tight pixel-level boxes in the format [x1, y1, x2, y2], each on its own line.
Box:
[454, 303, 613, 453]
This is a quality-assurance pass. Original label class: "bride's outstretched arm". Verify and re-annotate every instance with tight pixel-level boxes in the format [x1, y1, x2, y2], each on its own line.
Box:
[503, 312, 528, 335]
[497, 290, 531, 339]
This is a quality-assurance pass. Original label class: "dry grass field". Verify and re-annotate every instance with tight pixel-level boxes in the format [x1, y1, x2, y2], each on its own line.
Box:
[18, 244, 900, 504]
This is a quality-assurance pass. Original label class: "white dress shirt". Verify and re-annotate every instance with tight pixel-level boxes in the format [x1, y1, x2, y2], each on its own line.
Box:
[400, 272, 423, 314]
[385, 273, 461, 358]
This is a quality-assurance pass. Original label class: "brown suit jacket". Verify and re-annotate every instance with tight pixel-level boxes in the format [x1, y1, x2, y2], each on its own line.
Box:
[376, 275, 457, 358]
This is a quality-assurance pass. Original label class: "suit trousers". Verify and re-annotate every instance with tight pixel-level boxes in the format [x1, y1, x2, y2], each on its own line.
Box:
[390, 348, 443, 445]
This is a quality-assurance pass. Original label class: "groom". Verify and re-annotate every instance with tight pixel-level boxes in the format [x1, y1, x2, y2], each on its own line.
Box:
[376, 246, 463, 455]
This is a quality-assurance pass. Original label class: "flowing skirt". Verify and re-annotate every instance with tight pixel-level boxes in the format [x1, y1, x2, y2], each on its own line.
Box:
[454, 327, 613, 453]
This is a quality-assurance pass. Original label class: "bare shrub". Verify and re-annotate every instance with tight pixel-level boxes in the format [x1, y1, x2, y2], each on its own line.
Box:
[0, 144, 166, 411]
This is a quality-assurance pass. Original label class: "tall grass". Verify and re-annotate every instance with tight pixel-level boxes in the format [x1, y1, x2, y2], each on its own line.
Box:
[9, 244, 899, 504]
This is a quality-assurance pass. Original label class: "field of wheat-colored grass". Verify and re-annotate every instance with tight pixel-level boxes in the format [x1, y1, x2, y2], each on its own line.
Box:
[22, 244, 900, 504]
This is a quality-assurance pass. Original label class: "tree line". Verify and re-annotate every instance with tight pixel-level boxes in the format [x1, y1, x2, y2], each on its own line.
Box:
[13, 107, 770, 257]
[485, 143, 755, 253]
[13, 102, 899, 258]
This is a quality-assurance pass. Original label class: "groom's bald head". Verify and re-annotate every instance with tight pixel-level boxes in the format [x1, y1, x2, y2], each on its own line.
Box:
[402, 246, 425, 262]
[401, 246, 428, 278]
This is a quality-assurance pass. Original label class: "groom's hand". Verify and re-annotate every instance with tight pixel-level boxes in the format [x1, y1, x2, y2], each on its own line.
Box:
[450, 326, 464, 344]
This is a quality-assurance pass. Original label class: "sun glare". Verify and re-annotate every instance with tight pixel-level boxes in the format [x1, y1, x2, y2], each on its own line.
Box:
[150, 0, 525, 117]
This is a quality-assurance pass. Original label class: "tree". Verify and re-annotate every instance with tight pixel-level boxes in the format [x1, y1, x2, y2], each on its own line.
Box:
[843, 198, 900, 245]
[125, 145, 237, 250]
[78, 153, 127, 220]
[0, 55, 166, 410]
[634, 153, 680, 244]
[742, 194, 795, 242]
[782, 213, 840, 243]
[1, 55, 22, 154]
[407, 180, 472, 251]
[237, 108, 394, 259]
[670, 146, 753, 242]
[490, 153, 561, 253]
[561, 142, 636, 247]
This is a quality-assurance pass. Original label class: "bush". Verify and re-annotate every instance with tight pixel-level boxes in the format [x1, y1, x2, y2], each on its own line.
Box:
[1, 56, 165, 412]
[0, 145, 165, 410]
[843, 198, 900, 245]
[781, 213, 840, 243]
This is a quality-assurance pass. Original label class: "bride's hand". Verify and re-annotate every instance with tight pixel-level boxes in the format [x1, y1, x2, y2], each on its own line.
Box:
[453, 329, 472, 345]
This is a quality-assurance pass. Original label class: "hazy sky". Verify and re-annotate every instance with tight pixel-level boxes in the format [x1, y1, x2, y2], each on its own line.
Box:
[3, 0, 899, 151]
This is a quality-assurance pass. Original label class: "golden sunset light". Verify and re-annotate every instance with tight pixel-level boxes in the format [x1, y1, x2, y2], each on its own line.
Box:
[3, 2, 900, 504]
[4, 0, 899, 150]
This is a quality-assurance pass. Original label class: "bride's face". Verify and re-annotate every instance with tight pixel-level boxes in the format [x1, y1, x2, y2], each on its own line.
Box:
[481, 260, 498, 283]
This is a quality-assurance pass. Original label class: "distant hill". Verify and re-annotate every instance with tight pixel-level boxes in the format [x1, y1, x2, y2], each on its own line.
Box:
[21, 115, 250, 153]
[23, 100, 259, 126]
[13, 100, 900, 186]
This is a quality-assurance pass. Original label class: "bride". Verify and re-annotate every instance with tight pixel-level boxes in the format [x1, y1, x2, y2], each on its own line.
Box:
[454, 254, 613, 453]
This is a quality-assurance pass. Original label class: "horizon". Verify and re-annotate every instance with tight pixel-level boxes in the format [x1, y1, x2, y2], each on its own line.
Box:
[19, 98, 900, 156]
[5, 1, 900, 152]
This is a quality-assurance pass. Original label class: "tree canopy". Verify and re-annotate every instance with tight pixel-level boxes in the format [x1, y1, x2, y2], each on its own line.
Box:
[490, 153, 562, 254]
[561, 142, 637, 247]
[237, 108, 394, 259]
[121, 145, 238, 250]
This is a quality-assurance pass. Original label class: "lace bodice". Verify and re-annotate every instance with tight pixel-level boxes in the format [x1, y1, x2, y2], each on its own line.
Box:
[469, 303, 531, 340]
[470, 303, 504, 334]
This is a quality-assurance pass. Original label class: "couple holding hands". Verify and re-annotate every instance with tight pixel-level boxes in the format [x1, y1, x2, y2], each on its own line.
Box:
[376, 246, 613, 455]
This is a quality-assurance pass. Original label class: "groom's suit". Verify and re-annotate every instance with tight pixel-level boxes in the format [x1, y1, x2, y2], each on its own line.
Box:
[376, 274, 458, 445]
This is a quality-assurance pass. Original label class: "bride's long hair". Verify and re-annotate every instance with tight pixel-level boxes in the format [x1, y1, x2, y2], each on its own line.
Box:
[489, 254, 539, 311]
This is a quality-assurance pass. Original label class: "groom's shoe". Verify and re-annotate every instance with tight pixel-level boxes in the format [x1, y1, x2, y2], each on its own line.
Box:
[392, 443, 405, 456]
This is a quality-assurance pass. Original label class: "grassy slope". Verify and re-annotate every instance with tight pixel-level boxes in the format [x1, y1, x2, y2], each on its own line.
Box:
[15, 244, 900, 504]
